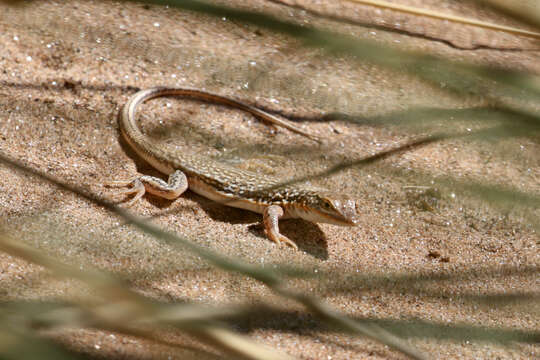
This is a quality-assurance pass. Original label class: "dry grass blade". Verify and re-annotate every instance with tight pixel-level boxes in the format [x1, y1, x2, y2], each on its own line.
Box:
[131, 0, 540, 103]
[341, 105, 540, 131]
[345, 0, 540, 38]
[0, 232, 295, 360]
[193, 327, 296, 360]
[246, 126, 539, 232]
[275, 286, 428, 359]
[0, 153, 427, 359]
[0, 326, 86, 360]
[344, 318, 540, 344]
[474, 0, 540, 29]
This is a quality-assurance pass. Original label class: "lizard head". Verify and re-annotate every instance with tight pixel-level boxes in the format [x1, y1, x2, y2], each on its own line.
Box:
[293, 191, 359, 226]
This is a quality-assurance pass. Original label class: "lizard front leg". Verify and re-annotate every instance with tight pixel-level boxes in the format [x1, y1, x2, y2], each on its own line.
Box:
[263, 205, 298, 250]
[110, 170, 188, 206]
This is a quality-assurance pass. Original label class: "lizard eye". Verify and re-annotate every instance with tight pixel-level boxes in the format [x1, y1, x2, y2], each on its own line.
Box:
[323, 201, 333, 209]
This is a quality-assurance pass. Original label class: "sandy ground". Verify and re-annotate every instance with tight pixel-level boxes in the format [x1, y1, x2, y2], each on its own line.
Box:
[0, 0, 538, 359]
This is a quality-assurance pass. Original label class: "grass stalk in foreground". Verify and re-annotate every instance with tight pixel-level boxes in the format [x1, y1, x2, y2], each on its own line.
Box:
[0, 152, 427, 359]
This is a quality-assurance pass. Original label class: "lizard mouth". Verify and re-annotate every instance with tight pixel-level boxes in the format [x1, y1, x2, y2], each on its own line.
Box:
[323, 211, 359, 226]
[302, 206, 358, 226]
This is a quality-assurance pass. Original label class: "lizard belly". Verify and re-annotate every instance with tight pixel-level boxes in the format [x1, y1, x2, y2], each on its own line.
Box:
[188, 176, 268, 214]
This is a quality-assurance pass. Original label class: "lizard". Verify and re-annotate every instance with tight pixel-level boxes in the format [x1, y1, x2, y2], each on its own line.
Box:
[113, 87, 358, 249]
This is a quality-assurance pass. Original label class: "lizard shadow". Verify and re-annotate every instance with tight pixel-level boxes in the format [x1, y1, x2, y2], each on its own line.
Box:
[192, 194, 329, 260]
[123, 187, 329, 260]
[247, 221, 329, 260]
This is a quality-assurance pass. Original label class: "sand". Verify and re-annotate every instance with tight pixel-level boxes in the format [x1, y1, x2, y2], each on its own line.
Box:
[0, 0, 538, 359]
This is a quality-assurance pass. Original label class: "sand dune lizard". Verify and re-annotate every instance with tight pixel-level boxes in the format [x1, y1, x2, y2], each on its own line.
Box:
[114, 87, 358, 249]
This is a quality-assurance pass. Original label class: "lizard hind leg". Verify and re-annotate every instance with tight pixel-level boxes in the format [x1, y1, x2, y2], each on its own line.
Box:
[140, 170, 188, 200]
[109, 170, 188, 206]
